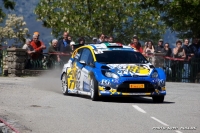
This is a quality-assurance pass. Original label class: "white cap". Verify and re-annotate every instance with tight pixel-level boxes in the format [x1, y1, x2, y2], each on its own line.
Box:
[70, 41, 75, 45]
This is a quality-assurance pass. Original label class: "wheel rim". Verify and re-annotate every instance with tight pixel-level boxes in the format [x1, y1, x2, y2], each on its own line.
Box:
[61, 74, 67, 93]
[90, 79, 94, 99]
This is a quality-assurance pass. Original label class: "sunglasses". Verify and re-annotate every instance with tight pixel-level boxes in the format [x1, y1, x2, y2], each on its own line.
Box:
[33, 38, 38, 40]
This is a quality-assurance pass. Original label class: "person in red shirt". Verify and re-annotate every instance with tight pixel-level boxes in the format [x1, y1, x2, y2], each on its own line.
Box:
[128, 36, 143, 53]
[30, 34, 46, 60]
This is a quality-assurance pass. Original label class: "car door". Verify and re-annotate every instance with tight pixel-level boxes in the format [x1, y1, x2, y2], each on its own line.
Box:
[67, 48, 83, 90]
[77, 48, 95, 92]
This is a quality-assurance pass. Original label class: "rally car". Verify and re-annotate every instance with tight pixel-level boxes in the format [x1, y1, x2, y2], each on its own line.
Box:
[61, 43, 166, 102]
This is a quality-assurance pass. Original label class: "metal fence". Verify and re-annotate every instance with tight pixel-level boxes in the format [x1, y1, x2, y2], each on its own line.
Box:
[24, 53, 71, 70]
[1, 48, 200, 83]
[144, 53, 200, 83]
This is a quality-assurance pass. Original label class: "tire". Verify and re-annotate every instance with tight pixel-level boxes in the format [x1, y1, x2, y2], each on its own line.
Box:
[61, 73, 69, 95]
[152, 96, 164, 103]
[90, 75, 99, 101]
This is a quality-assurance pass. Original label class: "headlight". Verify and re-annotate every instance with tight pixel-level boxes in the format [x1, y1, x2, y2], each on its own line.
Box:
[105, 72, 119, 79]
[151, 71, 158, 78]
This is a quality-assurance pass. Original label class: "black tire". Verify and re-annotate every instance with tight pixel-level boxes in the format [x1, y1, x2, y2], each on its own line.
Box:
[152, 96, 164, 103]
[61, 73, 69, 95]
[90, 74, 99, 101]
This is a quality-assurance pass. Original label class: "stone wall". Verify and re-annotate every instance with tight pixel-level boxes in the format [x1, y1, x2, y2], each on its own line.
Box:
[3, 48, 26, 77]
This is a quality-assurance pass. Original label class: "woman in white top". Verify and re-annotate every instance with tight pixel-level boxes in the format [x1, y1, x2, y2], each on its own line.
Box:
[145, 41, 155, 54]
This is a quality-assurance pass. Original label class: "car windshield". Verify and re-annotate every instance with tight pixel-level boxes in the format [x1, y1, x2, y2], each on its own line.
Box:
[95, 50, 149, 64]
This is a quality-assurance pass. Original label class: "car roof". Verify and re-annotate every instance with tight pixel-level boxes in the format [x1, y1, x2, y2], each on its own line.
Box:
[83, 43, 138, 52]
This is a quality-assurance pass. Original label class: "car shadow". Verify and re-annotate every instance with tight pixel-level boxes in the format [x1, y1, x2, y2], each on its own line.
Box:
[68, 95, 175, 104]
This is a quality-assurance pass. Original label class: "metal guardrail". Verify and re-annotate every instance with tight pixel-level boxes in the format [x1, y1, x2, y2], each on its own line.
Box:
[24, 52, 71, 70]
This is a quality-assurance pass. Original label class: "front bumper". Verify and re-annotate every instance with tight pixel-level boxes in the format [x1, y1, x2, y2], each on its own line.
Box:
[98, 86, 166, 96]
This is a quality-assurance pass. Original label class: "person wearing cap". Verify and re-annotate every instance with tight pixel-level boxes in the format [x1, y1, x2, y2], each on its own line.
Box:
[34, 32, 40, 36]
[30, 34, 46, 60]
[128, 36, 143, 53]
[155, 39, 164, 53]
[92, 37, 99, 44]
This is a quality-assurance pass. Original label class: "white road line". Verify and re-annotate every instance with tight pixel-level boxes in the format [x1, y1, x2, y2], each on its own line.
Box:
[132, 105, 146, 113]
[151, 116, 169, 126]
[175, 131, 183, 133]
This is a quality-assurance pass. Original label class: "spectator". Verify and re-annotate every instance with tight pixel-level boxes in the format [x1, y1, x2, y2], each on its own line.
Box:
[155, 39, 164, 53]
[128, 36, 143, 53]
[108, 36, 114, 43]
[73, 37, 85, 51]
[171, 40, 186, 81]
[189, 38, 200, 82]
[173, 40, 186, 59]
[92, 37, 98, 44]
[22, 38, 35, 69]
[189, 38, 200, 58]
[22, 38, 35, 55]
[57, 32, 72, 62]
[163, 43, 172, 57]
[30, 34, 46, 60]
[98, 33, 105, 43]
[182, 39, 194, 82]
[48, 39, 60, 63]
[145, 41, 155, 54]
[67, 35, 72, 42]
[143, 41, 148, 53]
[103, 35, 109, 43]
[182, 39, 194, 59]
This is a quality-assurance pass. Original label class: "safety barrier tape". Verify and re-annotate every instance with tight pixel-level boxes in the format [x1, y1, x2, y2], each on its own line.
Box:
[0, 118, 20, 133]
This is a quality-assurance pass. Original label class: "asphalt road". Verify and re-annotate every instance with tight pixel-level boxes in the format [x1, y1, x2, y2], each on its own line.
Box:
[0, 70, 200, 133]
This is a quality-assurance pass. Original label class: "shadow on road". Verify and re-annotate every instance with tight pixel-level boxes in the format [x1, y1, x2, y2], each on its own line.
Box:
[66, 95, 175, 104]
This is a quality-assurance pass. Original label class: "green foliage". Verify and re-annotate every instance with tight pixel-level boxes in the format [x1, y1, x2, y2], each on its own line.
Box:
[0, 0, 15, 21]
[35, 0, 166, 44]
[141, 0, 200, 38]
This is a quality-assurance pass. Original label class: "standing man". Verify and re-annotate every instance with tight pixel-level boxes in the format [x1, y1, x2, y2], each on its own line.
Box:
[30, 34, 46, 60]
[155, 39, 164, 53]
[22, 38, 35, 68]
[57, 32, 72, 63]
[128, 36, 143, 53]
[182, 39, 194, 59]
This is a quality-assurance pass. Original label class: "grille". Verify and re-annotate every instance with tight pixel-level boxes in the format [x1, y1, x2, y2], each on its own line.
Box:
[117, 81, 155, 93]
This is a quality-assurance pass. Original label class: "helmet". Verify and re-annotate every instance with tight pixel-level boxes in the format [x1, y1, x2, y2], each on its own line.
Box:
[34, 32, 40, 36]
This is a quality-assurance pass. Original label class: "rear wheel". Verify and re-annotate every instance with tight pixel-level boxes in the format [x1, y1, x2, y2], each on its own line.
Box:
[61, 73, 69, 95]
[90, 75, 99, 101]
[152, 96, 164, 103]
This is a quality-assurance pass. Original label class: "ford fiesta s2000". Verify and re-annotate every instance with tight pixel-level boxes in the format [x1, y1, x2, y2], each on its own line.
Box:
[61, 43, 166, 102]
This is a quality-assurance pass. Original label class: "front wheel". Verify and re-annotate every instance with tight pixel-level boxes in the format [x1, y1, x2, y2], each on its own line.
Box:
[90, 75, 99, 101]
[61, 73, 69, 95]
[152, 96, 164, 103]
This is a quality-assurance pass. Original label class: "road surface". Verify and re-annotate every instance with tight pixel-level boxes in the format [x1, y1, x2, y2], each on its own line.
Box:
[0, 70, 199, 133]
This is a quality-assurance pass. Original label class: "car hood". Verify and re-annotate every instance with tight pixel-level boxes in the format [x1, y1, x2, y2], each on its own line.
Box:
[102, 63, 154, 77]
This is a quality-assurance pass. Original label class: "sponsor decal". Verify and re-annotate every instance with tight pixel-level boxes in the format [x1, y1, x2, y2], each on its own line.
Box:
[99, 79, 111, 86]
[107, 64, 151, 76]
[94, 49, 104, 54]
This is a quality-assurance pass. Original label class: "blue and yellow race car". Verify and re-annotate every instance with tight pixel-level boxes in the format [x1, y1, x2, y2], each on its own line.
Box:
[61, 43, 166, 102]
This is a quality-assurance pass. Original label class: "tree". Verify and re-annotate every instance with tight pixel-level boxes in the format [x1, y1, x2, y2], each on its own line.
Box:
[0, 0, 15, 22]
[34, 0, 166, 44]
[0, 14, 29, 46]
[140, 0, 200, 39]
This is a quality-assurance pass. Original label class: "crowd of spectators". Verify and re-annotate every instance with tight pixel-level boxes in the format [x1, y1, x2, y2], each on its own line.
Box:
[20, 31, 200, 82]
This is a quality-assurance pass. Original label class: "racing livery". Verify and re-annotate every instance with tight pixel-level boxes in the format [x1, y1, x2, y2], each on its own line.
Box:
[61, 43, 166, 102]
